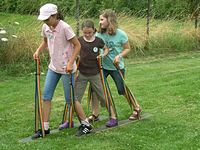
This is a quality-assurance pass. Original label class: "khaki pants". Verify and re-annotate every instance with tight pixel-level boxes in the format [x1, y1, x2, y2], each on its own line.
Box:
[74, 72, 106, 107]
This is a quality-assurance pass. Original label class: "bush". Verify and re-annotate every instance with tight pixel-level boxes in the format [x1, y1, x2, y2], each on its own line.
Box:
[0, 0, 196, 19]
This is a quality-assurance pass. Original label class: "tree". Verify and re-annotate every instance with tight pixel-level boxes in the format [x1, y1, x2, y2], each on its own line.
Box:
[188, 0, 200, 28]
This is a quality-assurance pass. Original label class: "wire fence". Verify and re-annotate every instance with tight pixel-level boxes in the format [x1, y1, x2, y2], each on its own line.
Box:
[0, 0, 200, 67]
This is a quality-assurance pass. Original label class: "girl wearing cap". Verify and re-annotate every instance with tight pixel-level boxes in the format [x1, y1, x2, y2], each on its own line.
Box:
[33, 3, 81, 138]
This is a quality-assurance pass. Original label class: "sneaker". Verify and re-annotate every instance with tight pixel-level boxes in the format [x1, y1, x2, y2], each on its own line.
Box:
[106, 118, 118, 127]
[75, 124, 93, 136]
[31, 129, 50, 139]
[59, 121, 74, 130]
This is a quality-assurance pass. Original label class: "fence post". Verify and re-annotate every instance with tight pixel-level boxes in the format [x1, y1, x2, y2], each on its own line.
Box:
[76, 0, 80, 37]
[194, 0, 199, 29]
[146, 0, 152, 50]
[195, 14, 198, 29]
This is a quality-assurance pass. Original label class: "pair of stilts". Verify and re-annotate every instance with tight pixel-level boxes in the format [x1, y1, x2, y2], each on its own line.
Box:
[34, 56, 139, 138]
[34, 58, 75, 138]
[88, 56, 140, 120]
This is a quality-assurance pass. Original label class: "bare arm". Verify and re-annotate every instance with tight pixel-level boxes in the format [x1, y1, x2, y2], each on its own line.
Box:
[113, 41, 130, 64]
[66, 36, 81, 73]
[33, 37, 48, 59]
[97, 46, 109, 59]
[102, 46, 109, 57]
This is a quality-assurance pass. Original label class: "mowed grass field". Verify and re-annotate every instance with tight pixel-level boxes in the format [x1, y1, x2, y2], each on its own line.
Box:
[0, 51, 200, 150]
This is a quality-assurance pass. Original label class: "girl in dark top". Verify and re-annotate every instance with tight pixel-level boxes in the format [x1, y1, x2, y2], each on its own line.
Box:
[60, 20, 118, 136]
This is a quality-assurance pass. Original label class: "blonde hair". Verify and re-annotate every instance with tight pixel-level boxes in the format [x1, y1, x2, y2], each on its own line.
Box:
[98, 9, 118, 35]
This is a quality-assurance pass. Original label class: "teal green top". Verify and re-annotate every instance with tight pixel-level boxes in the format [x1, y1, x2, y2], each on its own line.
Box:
[96, 29, 128, 70]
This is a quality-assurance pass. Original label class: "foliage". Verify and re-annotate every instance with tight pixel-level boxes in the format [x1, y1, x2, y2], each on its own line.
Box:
[152, 0, 189, 19]
[187, 0, 200, 16]
[0, 0, 199, 19]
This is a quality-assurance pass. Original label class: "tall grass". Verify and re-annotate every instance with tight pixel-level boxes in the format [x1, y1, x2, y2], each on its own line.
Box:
[118, 15, 200, 56]
[0, 13, 40, 63]
[0, 12, 200, 75]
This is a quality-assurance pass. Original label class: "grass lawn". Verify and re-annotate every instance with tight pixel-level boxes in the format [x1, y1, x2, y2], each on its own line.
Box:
[0, 51, 200, 150]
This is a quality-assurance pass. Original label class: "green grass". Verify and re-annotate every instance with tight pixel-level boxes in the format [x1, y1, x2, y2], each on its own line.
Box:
[1, 51, 200, 149]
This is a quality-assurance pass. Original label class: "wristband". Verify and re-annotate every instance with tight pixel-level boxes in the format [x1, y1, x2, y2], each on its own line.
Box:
[118, 53, 122, 59]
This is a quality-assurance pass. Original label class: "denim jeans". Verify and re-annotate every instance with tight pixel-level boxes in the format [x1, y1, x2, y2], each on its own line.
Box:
[103, 68, 125, 95]
[42, 68, 74, 104]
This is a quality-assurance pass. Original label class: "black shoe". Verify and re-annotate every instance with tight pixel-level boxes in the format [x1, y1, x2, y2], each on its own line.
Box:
[31, 129, 50, 139]
[75, 124, 92, 137]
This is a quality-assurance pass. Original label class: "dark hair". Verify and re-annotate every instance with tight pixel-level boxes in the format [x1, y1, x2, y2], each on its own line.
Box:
[52, 11, 64, 20]
[57, 11, 64, 20]
[81, 19, 95, 30]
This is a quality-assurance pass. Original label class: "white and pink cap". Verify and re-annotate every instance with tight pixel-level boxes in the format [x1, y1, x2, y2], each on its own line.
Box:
[38, 3, 58, 20]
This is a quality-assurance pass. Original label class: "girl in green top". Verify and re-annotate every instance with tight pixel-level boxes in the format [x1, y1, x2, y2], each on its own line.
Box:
[96, 9, 142, 121]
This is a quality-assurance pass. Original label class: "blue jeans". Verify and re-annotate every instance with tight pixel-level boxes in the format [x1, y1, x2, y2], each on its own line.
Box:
[42, 69, 74, 104]
[103, 69, 125, 95]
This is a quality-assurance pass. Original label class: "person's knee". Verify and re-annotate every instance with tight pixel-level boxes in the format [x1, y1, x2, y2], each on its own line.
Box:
[99, 98, 106, 107]
[43, 98, 52, 102]
[65, 100, 71, 105]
